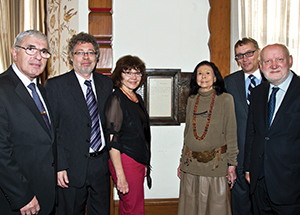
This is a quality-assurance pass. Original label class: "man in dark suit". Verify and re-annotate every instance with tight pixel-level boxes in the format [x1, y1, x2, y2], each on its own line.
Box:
[45, 32, 113, 215]
[0, 30, 55, 215]
[244, 43, 300, 214]
[224, 37, 263, 215]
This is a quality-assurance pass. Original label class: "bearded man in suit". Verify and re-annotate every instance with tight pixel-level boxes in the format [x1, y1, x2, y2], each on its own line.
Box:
[45, 32, 113, 215]
[224, 37, 264, 215]
[245, 43, 300, 214]
[0, 30, 55, 215]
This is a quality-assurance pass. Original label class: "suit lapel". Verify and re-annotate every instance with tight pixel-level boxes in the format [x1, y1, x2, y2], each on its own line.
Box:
[9, 69, 51, 137]
[66, 70, 90, 118]
[270, 74, 300, 130]
[94, 73, 106, 119]
[235, 71, 248, 112]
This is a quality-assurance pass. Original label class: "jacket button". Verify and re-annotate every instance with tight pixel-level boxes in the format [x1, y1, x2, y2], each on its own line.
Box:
[265, 137, 269, 140]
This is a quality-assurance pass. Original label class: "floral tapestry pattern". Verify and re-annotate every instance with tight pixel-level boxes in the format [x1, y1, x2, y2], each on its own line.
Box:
[47, 0, 78, 77]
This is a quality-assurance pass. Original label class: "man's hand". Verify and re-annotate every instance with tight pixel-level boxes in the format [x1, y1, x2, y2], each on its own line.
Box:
[245, 172, 250, 184]
[57, 170, 69, 188]
[20, 196, 40, 215]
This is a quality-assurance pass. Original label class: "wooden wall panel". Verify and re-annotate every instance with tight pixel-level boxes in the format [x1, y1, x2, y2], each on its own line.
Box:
[209, 0, 231, 77]
[88, 0, 112, 75]
[113, 198, 179, 215]
[88, 13, 112, 37]
[89, 0, 112, 9]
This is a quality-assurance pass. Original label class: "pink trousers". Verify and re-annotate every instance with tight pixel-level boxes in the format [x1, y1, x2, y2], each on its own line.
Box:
[109, 153, 145, 215]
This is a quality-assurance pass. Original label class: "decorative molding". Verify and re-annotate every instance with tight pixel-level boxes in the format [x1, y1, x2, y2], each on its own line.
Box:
[208, 0, 231, 78]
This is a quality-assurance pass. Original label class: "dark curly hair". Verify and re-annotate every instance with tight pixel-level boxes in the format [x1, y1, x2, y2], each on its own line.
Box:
[189, 61, 226, 96]
[68, 32, 100, 66]
[111, 55, 146, 90]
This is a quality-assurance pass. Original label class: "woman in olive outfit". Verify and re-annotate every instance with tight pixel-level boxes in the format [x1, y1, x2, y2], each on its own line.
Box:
[177, 61, 238, 215]
[105, 55, 151, 215]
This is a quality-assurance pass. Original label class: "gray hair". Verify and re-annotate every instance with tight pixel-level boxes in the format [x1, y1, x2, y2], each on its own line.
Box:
[13, 30, 49, 50]
[260, 43, 290, 63]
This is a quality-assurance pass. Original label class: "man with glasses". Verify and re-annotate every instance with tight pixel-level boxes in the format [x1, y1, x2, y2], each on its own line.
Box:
[0, 30, 55, 215]
[45, 32, 113, 215]
[224, 37, 265, 215]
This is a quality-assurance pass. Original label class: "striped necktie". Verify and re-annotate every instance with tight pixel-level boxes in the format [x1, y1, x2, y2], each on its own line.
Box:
[27, 83, 52, 135]
[84, 80, 102, 152]
[247, 74, 256, 104]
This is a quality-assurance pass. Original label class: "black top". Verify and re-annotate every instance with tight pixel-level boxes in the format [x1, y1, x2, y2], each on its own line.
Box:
[105, 88, 151, 187]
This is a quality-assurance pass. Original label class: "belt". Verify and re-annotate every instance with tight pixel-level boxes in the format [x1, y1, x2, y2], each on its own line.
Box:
[184, 145, 227, 170]
[89, 149, 105, 157]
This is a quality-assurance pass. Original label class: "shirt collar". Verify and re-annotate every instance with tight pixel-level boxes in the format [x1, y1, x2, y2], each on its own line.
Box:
[74, 70, 94, 87]
[244, 68, 262, 81]
[270, 71, 293, 92]
[12, 62, 37, 87]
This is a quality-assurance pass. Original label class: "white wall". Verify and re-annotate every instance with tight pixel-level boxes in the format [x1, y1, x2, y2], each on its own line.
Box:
[230, 0, 239, 73]
[112, 0, 210, 199]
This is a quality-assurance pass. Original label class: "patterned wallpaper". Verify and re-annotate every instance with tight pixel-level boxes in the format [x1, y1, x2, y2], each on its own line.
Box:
[47, 0, 78, 77]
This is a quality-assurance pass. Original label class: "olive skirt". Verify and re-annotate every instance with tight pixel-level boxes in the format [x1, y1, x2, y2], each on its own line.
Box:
[178, 172, 231, 215]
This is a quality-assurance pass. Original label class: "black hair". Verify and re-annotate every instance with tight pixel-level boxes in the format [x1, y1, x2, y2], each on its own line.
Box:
[189, 60, 226, 96]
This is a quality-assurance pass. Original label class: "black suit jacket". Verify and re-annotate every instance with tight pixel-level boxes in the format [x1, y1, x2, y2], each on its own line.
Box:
[45, 70, 113, 187]
[224, 70, 266, 169]
[244, 72, 300, 204]
[224, 70, 249, 169]
[0, 66, 56, 214]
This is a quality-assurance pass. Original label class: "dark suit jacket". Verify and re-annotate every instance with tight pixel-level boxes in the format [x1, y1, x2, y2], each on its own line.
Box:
[0, 66, 56, 214]
[225, 70, 266, 169]
[45, 70, 113, 187]
[244, 72, 300, 204]
[224, 70, 249, 169]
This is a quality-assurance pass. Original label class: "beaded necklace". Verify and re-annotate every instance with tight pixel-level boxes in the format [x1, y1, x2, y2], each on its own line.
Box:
[120, 87, 138, 103]
[193, 91, 216, 140]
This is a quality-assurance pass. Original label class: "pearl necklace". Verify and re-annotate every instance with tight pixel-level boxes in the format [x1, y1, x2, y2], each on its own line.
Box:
[120, 87, 138, 103]
[192, 91, 216, 140]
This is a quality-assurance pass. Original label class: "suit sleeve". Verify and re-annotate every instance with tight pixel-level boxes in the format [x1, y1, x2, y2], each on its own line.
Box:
[45, 80, 69, 172]
[244, 98, 255, 172]
[0, 97, 34, 210]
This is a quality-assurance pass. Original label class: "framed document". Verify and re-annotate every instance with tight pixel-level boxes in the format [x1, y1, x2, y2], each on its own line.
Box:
[144, 69, 180, 125]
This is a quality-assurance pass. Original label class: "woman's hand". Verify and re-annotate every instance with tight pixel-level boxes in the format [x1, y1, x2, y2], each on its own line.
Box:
[116, 173, 129, 194]
[227, 166, 236, 189]
[109, 147, 129, 194]
[177, 162, 182, 179]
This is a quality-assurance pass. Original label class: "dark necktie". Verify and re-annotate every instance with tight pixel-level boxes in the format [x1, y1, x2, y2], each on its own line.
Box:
[247, 74, 256, 104]
[27, 83, 52, 135]
[84, 80, 102, 152]
[268, 87, 280, 129]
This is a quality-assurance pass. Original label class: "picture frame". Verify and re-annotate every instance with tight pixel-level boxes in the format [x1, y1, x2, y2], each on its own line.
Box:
[144, 69, 180, 125]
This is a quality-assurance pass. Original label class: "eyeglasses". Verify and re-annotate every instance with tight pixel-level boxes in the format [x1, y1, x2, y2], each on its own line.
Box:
[122, 71, 143, 77]
[16, 45, 51, 59]
[235, 49, 258, 60]
[73, 51, 96, 57]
